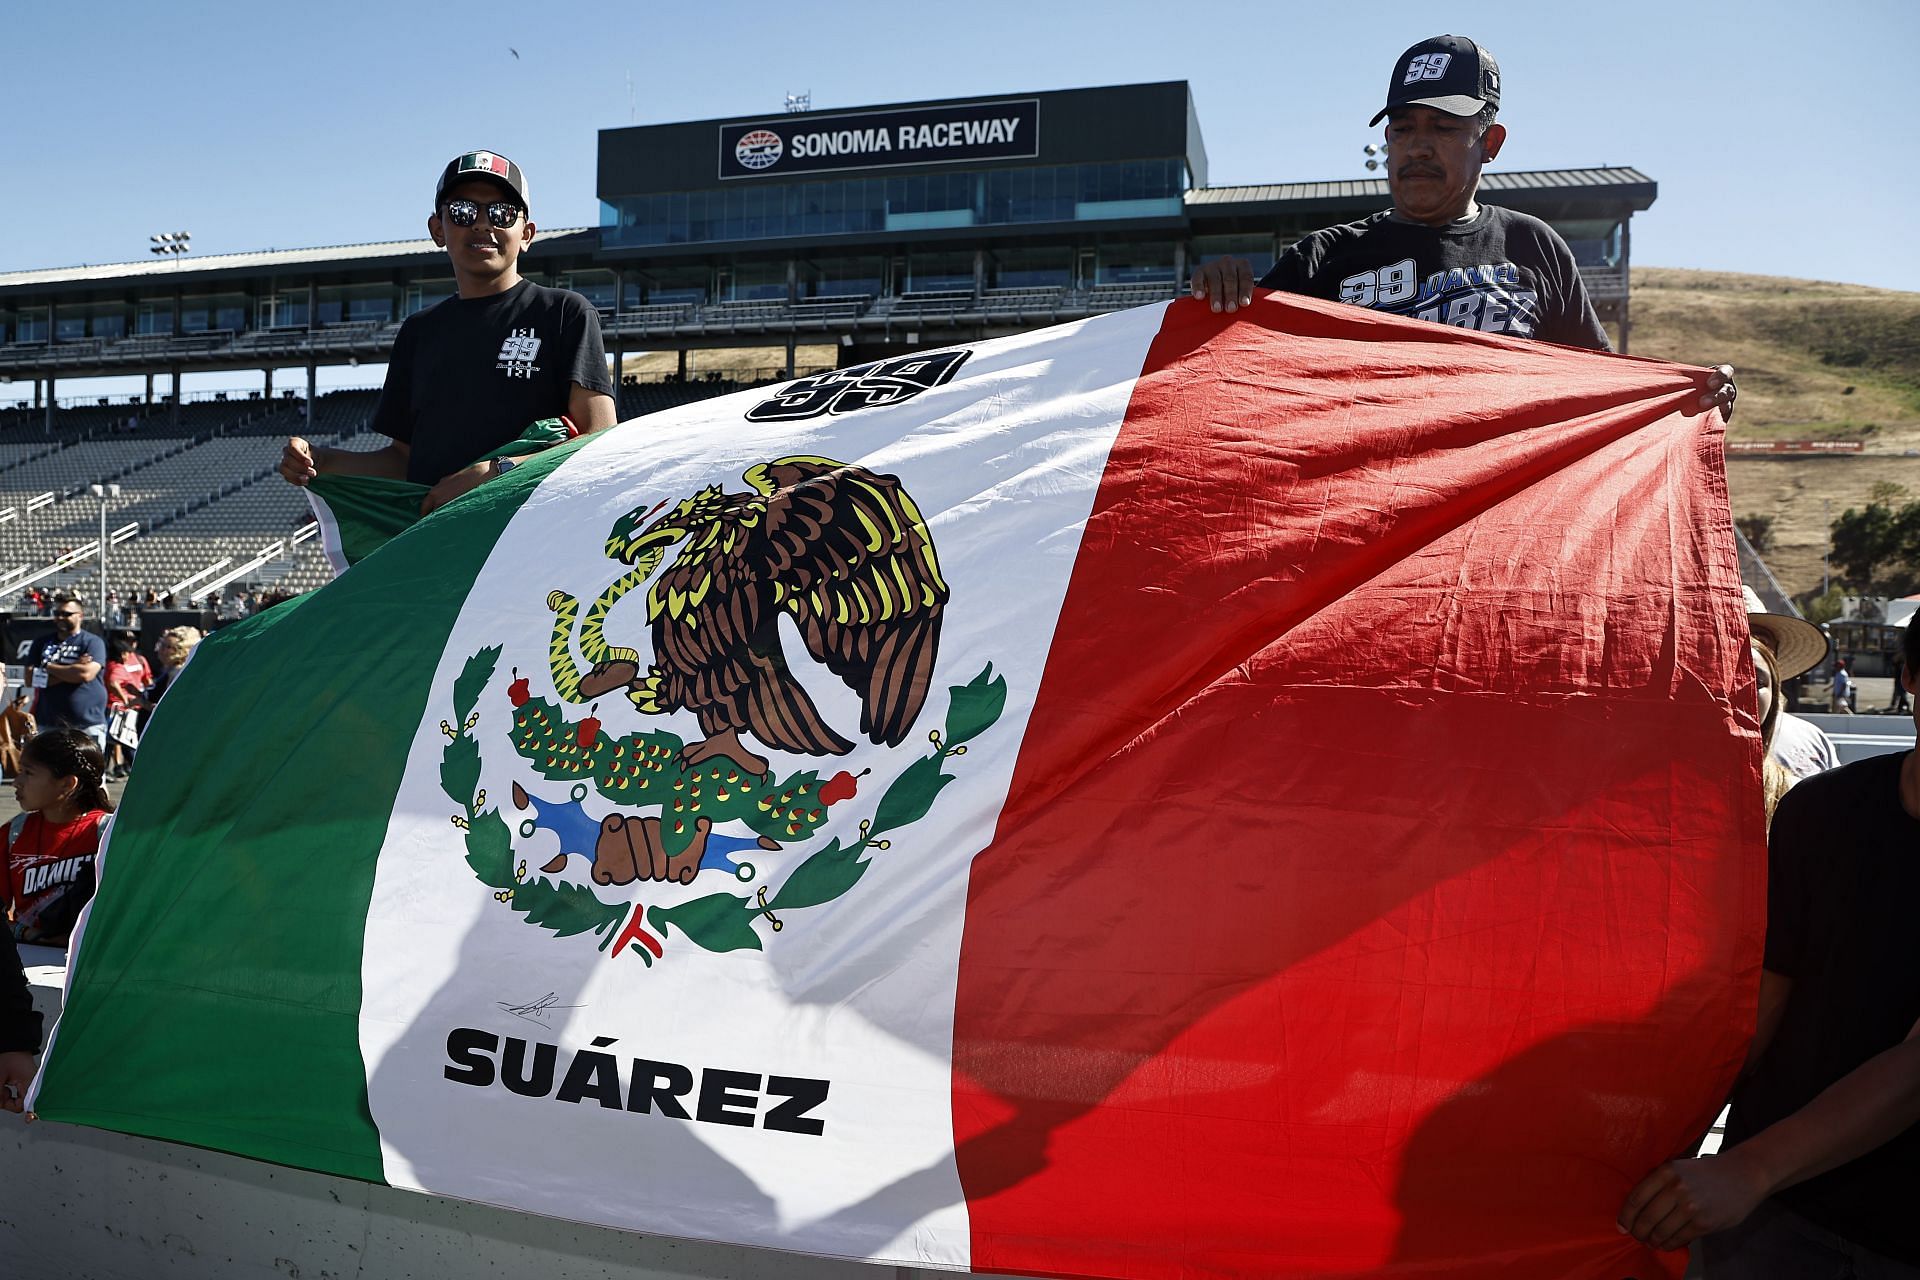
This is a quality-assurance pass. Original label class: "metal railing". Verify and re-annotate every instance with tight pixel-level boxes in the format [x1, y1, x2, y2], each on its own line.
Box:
[2, 269, 1641, 379]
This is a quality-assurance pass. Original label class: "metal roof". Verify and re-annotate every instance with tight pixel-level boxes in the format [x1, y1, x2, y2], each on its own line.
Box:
[1186, 167, 1655, 207]
[0, 228, 595, 289]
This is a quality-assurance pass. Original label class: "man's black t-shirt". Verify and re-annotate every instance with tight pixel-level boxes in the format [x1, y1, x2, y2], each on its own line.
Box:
[371, 279, 613, 486]
[1257, 205, 1610, 350]
[1726, 749, 1920, 1262]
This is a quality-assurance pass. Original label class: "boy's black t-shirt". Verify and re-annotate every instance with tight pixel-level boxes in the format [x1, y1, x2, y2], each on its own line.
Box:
[1, 928, 39, 1055]
[371, 279, 613, 486]
[1258, 205, 1611, 350]
[1727, 750, 1920, 1262]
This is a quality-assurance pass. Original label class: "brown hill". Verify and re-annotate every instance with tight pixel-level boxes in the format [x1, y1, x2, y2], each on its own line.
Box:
[1628, 268, 1920, 598]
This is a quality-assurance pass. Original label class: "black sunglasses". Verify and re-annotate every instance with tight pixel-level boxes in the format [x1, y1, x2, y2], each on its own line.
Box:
[442, 199, 524, 229]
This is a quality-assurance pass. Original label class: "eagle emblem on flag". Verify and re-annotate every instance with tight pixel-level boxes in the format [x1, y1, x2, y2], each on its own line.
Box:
[438, 455, 1000, 966]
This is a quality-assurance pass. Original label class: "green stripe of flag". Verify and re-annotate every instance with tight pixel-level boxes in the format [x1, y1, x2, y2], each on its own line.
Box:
[32, 443, 581, 1178]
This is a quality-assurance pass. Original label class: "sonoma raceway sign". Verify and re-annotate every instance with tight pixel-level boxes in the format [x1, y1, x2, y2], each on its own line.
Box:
[719, 99, 1039, 179]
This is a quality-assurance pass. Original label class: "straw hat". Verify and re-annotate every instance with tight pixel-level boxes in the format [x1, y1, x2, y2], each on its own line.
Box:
[1744, 586, 1829, 681]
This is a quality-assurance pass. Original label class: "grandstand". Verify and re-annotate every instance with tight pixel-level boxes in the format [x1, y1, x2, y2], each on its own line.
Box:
[0, 379, 766, 612]
[0, 392, 375, 605]
[0, 80, 1657, 619]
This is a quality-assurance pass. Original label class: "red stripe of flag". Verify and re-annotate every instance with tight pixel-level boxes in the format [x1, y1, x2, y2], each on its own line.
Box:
[952, 293, 1762, 1279]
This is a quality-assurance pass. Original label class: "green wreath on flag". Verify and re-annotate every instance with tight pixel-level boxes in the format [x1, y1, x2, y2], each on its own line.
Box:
[439, 645, 1006, 966]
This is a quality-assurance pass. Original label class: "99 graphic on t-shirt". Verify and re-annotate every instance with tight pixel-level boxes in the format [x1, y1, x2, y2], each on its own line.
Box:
[1337, 258, 1540, 337]
[497, 329, 543, 380]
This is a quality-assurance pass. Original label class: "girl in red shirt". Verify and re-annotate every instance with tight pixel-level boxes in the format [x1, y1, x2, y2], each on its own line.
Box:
[4, 729, 113, 948]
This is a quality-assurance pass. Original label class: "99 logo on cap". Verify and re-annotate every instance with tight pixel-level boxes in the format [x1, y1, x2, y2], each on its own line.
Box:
[1403, 52, 1453, 84]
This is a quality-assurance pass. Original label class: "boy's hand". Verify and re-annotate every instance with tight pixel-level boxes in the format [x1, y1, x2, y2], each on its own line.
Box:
[279, 436, 320, 486]
[421, 461, 492, 516]
[0, 1051, 36, 1114]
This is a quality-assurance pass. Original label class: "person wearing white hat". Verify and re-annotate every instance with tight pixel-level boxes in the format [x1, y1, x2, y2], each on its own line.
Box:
[1744, 587, 1838, 784]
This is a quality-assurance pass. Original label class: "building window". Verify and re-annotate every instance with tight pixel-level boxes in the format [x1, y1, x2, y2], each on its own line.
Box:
[1094, 242, 1177, 286]
[1191, 235, 1276, 281]
[403, 280, 456, 317]
[989, 247, 1071, 289]
[637, 267, 708, 306]
[344, 288, 393, 325]
[207, 295, 248, 332]
[906, 251, 974, 293]
[722, 261, 787, 302]
[1554, 219, 1624, 268]
[134, 303, 174, 336]
[562, 270, 618, 310]
[259, 292, 310, 329]
[601, 157, 1186, 248]
[800, 256, 884, 299]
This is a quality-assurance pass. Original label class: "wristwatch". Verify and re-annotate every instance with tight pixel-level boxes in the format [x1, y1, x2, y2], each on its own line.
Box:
[491, 456, 519, 478]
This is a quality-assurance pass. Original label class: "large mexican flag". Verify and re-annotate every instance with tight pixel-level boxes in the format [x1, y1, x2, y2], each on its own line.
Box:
[31, 294, 1762, 1279]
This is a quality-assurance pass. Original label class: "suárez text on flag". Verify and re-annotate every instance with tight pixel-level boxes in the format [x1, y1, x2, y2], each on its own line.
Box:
[30, 293, 1761, 1280]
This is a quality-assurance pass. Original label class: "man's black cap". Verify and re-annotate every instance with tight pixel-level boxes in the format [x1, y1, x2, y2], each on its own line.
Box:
[1370, 35, 1501, 127]
[434, 150, 530, 209]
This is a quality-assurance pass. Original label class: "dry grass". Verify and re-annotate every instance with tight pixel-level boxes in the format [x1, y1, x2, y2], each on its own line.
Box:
[616, 345, 837, 381]
[1629, 268, 1920, 597]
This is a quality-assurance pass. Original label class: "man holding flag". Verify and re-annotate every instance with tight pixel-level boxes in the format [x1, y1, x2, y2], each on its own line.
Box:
[1190, 35, 1738, 415]
[279, 150, 617, 527]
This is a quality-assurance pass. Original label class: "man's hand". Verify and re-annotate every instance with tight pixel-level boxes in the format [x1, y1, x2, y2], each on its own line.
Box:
[421, 461, 492, 516]
[1701, 365, 1737, 422]
[0, 1050, 35, 1115]
[1618, 1154, 1769, 1252]
[279, 436, 321, 487]
[1189, 257, 1256, 314]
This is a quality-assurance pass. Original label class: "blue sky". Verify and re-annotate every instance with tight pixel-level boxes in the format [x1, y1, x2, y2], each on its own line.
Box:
[4, 0, 1912, 402]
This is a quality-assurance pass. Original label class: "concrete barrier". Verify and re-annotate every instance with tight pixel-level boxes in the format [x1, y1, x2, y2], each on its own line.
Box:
[3, 950, 967, 1280]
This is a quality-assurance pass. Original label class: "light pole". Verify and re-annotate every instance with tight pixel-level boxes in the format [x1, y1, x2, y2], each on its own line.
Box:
[89, 482, 121, 623]
[149, 231, 191, 257]
[1364, 143, 1385, 172]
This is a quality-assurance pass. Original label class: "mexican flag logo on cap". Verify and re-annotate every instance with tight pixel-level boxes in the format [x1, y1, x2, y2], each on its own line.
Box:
[458, 151, 510, 177]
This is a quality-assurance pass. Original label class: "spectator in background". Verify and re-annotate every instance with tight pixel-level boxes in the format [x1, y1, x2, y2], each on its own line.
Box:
[0, 691, 34, 781]
[103, 632, 149, 780]
[27, 598, 107, 753]
[1831, 659, 1854, 714]
[145, 626, 202, 710]
[1745, 588, 1839, 783]
[2, 729, 113, 948]
[1750, 639, 1795, 827]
